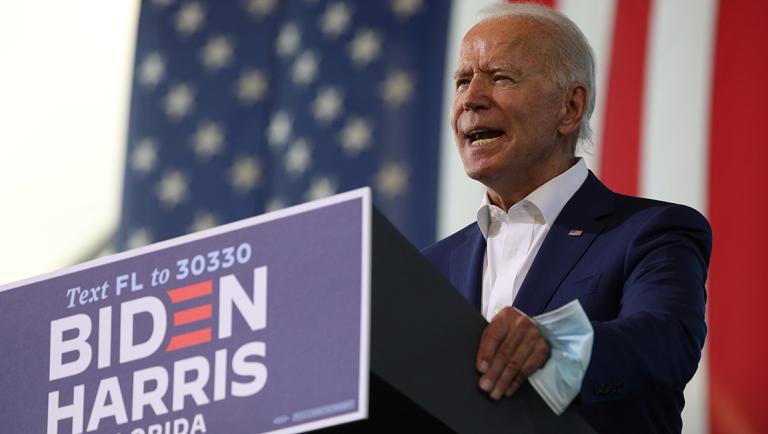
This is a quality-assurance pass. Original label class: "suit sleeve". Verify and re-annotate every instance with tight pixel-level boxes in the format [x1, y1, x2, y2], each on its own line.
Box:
[579, 204, 712, 403]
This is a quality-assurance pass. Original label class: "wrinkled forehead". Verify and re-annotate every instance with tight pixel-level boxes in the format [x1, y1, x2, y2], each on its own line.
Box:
[456, 17, 553, 70]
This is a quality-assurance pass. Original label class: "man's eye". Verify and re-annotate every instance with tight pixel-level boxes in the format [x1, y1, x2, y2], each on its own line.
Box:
[455, 79, 469, 90]
[493, 75, 513, 83]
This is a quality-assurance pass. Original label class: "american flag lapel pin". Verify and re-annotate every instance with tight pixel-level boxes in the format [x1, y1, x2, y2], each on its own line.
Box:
[568, 229, 584, 237]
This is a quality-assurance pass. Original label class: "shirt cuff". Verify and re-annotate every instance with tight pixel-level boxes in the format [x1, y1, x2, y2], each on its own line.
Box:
[523, 300, 594, 415]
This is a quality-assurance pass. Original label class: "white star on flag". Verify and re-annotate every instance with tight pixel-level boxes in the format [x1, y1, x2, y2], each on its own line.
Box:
[292, 51, 319, 85]
[265, 197, 286, 213]
[276, 22, 301, 58]
[245, 0, 278, 17]
[236, 69, 268, 104]
[126, 228, 153, 250]
[305, 176, 338, 201]
[131, 138, 159, 175]
[285, 138, 312, 175]
[339, 117, 373, 156]
[267, 111, 293, 148]
[374, 162, 410, 198]
[320, 2, 352, 38]
[312, 87, 344, 124]
[193, 121, 225, 160]
[391, 0, 424, 20]
[163, 83, 195, 120]
[348, 29, 382, 67]
[229, 156, 263, 192]
[380, 69, 415, 107]
[189, 210, 220, 232]
[176, 2, 205, 36]
[138, 52, 166, 87]
[200, 35, 234, 70]
[156, 169, 189, 207]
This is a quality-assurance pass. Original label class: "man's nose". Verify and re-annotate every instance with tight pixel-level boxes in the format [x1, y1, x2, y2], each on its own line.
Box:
[462, 78, 491, 111]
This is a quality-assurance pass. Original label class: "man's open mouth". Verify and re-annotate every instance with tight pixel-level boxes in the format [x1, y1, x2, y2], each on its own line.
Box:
[467, 129, 504, 145]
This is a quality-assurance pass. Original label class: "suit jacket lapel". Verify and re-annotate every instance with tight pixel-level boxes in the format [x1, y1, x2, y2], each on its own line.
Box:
[513, 173, 614, 316]
[450, 225, 485, 310]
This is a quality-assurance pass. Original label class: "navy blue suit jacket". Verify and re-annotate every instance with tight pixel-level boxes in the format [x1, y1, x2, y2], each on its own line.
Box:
[423, 172, 712, 434]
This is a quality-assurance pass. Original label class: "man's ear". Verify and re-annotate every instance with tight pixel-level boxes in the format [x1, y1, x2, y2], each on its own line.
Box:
[558, 84, 588, 136]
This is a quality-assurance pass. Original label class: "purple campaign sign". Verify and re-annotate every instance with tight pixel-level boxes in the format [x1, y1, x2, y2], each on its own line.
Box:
[0, 189, 371, 434]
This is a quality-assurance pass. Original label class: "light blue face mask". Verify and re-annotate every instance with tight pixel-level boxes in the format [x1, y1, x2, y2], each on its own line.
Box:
[526, 300, 594, 415]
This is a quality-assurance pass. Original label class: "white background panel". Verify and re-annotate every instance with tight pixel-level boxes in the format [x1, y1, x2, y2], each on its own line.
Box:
[0, 0, 140, 285]
[558, 0, 617, 174]
[641, 0, 717, 214]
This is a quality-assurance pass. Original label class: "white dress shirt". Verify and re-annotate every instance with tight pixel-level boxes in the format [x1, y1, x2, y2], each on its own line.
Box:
[477, 158, 588, 320]
[476, 158, 594, 414]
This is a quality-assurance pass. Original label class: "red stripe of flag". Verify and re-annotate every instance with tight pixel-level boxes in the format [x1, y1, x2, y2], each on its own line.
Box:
[598, 0, 652, 196]
[707, 0, 768, 433]
[167, 280, 213, 303]
[165, 328, 212, 352]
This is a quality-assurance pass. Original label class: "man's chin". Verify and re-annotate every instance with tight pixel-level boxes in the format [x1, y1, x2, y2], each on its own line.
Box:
[460, 152, 506, 184]
[463, 166, 495, 186]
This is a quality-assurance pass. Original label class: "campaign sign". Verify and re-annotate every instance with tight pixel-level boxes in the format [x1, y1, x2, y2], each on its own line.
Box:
[0, 189, 371, 434]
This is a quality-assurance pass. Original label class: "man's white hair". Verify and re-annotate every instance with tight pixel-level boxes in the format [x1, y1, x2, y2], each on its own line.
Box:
[477, 3, 596, 143]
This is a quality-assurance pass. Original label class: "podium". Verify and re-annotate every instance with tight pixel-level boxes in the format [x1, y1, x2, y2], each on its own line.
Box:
[0, 189, 593, 434]
[316, 209, 594, 433]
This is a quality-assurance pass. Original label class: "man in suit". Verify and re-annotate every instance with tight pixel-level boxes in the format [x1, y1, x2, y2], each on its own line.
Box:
[422, 3, 711, 433]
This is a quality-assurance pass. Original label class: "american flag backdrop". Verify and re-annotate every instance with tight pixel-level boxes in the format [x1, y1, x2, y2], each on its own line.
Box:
[117, 0, 450, 252]
[117, 0, 768, 433]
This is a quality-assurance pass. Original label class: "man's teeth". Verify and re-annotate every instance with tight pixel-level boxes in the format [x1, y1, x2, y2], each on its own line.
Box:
[467, 130, 503, 144]
[472, 137, 500, 145]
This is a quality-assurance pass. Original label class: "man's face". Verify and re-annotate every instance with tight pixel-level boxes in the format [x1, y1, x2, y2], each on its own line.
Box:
[451, 18, 569, 190]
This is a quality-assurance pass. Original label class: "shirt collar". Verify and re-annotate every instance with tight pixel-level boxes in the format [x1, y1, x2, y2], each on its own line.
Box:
[476, 158, 589, 238]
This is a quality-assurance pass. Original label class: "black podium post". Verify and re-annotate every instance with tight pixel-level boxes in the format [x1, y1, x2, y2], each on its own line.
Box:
[319, 209, 595, 433]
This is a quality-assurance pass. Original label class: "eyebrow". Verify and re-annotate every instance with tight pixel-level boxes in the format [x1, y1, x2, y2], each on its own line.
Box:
[452, 68, 469, 81]
[452, 63, 522, 81]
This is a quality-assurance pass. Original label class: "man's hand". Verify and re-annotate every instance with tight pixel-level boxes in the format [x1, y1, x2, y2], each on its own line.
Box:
[477, 307, 550, 399]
